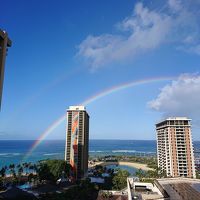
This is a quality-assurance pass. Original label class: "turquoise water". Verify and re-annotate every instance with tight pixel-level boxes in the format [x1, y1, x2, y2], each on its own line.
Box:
[18, 183, 31, 189]
[106, 164, 138, 176]
[0, 140, 200, 168]
[0, 140, 157, 168]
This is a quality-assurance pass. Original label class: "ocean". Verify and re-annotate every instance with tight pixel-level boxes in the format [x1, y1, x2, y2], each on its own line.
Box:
[0, 140, 200, 168]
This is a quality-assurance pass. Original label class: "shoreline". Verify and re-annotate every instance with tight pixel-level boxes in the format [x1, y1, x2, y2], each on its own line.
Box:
[89, 161, 153, 171]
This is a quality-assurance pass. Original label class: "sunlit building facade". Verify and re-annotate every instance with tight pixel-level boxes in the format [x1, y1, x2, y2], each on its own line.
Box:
[156, 117, 196, 178]
[65, 106, 89, 180]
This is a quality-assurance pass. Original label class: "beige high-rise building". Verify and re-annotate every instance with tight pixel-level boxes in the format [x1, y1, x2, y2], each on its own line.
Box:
[156, 117, 196, 178]
[65, 106, 89, 180]
[0, 30, 12, 108]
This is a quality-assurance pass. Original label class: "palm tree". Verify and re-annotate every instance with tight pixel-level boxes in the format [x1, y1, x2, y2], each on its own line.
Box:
[33, 164, 38, 174]
[29, 162, 34, 174]
[146, 170, 157, 178]
[17, 165, 23, 178]
[112, 169, 130, 190]
[22, 162, 29, 175]
[9, 164, 15, 176]
[135, 168, 145, 180]
[16, 164, 20, 168]
[4, 166, 8, 174]
[8, 164, 17, 185]
[0, 167, 6, 187]
[0, 167, 6, 178]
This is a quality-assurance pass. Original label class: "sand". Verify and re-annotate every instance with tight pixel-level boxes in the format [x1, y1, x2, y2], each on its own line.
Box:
[89, 161, 153, 171]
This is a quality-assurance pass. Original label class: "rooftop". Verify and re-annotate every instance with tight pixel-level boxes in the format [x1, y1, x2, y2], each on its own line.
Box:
[127, 178, 164, 200]
[157, 178, 200, 200]
[156, 117, 191, 126]
[165, 117, 191, 121]
[68, 106, 86, 111]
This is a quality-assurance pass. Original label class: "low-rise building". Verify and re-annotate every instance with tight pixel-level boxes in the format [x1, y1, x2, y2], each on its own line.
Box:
[127, 177, 165, 200]
[157, 177, 200, 200]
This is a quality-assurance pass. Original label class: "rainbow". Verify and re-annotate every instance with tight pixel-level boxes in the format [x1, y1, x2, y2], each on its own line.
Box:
[23, 76, 175, 160]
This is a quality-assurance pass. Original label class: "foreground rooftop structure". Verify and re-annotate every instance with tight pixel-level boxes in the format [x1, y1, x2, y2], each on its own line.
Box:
[127, 177, 200, 200]
[127, 177, 165, 200]
[157, 178, 200, 200]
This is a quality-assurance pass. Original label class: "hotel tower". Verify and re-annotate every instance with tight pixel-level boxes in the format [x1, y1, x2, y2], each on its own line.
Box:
[156, 117, 196, 178]
[65, 106, 89, 180]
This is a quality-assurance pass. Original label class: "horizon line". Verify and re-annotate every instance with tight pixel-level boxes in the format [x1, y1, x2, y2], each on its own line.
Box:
[1, 139, 200, 141]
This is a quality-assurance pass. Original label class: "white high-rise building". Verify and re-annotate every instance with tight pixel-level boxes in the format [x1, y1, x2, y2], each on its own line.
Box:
[156, 117, 196, 178]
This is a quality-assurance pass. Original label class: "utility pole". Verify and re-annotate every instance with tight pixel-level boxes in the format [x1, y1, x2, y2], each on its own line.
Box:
[0, 30, 12, 109]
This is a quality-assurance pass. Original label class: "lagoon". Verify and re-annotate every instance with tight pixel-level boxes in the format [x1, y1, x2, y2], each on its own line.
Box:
[106, 164, 138, 176]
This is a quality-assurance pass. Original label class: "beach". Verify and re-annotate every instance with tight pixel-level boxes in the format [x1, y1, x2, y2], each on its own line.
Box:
[89, 161, 153, 171]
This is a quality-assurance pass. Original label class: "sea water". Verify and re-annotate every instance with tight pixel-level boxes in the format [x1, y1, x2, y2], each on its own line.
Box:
[0, 140, 199, 168]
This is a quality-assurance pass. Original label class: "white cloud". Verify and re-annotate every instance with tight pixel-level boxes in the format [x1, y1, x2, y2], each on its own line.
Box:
[77, 1, 200, 71]
[78, 3, 172, 71]
[181, 37, 200, 55]
[78, 34, 124, 70]
[148, 74, 200, 124]
[168, 0, 182, 11]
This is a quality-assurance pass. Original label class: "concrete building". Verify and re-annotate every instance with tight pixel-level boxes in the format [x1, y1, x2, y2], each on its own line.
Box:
[127, 178, 165, 200]
[157, 177, 200, 200]
[127, 177, 200, 200]
[0, 30, 12, 108]
[156, 117, 196, 178]
[65, 106, 89, 180]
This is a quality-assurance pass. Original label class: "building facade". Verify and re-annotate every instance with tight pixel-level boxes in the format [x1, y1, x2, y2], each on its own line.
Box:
[0, 30, 11, 108]
[65, 106, 89, 180]
[156, 117, 196, 178]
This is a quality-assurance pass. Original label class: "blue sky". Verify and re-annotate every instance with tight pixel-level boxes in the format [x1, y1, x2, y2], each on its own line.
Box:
[1, 0, 200, 140]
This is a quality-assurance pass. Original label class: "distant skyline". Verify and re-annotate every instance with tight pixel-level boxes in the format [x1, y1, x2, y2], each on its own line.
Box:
[0, 0, 200, 140]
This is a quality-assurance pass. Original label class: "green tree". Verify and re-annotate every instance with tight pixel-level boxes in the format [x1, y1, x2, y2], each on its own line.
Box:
[28, 173, 35, 181]
[196, 172, 200, 179]
[29, 163, 34, 173]
[17, 165, 23, 178]
[8, 164, 18, 185]
[23, 162, 30, 175]
[37, 162, 53, 181]
[159, 169, 167, 178]
[0, 177, 3, 187]
[9, 164, 15, 172]
[112, 169, 130, 190]
[95, 165, 104, 176]
[0, 167, 6, 178]
[37, 159, 71, 182]
[153, 166, 166, 178]
[135, 168, 145, 180]
[9, 164, 16, 178]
